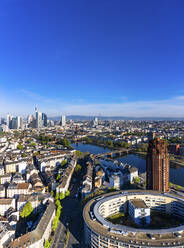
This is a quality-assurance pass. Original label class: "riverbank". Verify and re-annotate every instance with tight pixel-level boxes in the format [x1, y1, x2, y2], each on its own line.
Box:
[133, 151, 184, 168]
[73, 141, 184, 168]
[170, 159, 184, 167]
[132, 150, 146, 157]
[72, 142, 184, 187]
[77, 140, 115, 150]
[73, 140, 131, 151]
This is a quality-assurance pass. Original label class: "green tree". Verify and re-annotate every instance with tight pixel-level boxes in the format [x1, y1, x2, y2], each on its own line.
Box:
[75, 164, 82, 173]
[56, 207, 61, 218]
[56, 174, 61, 181]
[108, 140, 113, 148]
[20, 202, 33, 218]
[17, 144, 24, 150]
[134, 176, 140, 184]
[107, 187, 117, 193]
[65, 190, 70, 197]
[61, 159, 67, 167]
[63, 139, 70, 148]
[44, 240, 51, 248]
[169, 182, 173, 187]
[55, 192, 60, 201]
[74, 150, 84, 158]
[176, 185, 182, 190]
[55, 199, 61, 208]
[138, 147, 142, 152]
[30, 142, 36, 147]
[59, 192, 65, 200]
[52, 216, 59, 232]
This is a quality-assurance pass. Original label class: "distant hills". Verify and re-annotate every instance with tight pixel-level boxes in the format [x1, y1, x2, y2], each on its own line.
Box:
[49, 115, 184, 121]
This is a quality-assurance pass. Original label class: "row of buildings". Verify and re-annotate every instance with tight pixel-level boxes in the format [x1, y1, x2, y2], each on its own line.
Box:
[0, 108, 67, 131]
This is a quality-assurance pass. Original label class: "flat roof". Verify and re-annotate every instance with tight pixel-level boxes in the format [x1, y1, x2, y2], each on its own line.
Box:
[130, 199, 148, 209]
[83, 190, 184, 247]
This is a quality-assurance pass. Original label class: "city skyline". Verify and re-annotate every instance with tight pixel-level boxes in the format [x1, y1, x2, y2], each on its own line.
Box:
[1, 0, 184, 117]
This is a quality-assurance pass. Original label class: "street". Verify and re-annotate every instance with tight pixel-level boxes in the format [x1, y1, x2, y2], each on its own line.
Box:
[51, 174, 84, 248]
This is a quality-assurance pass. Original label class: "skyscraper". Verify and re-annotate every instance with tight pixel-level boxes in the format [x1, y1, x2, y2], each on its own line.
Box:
[93, 117, 98, 126]
[61, 115, 66, 127]
[146, 138, 169, 192]
[17, 116, 23, 129]
[6, 114, 11, 128]
[42, 113, 47, 127]
[35, 107, 43, 129]
[27, 114, 34, 124]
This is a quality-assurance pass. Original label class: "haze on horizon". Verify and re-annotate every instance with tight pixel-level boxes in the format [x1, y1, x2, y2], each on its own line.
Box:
[0, 0, 184, 118]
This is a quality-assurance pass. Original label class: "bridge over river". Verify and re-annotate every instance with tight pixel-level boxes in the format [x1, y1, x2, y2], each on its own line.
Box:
[94, 148, 132, 159]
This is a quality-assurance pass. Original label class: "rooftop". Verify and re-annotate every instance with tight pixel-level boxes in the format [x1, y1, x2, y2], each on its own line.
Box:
[83, 190, 184, 247]
[130, 199, 148, 209]
[8, 200, 55, 248]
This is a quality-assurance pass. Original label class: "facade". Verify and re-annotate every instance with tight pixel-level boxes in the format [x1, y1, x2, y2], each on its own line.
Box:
[17, 116, 23, 129]
[127, 167, 138, 183]
[146, 138, 169, 192]
[38, 154, 66, 171]
[0, 222, 15, 248]
[36, 111, 43, 129]
[0, 185, 5, 198]
[0, 199, 16, 216]
[7, 116, 22, 130]
[83, 190, 184, 248]
[109, 172, 123, 190]
[93, 117, 98, 126]
[0, 174, 11, 185]
[35, 107, 44, 129]
[42, 113, 47, 127]
[94, 169, 105, 188]
[6, 115, 11, 129]
[56, 159, 77, 194]
[5, 162, 17, 174]
[82, 162, 93, 196]
[17, 194, 51, 211]
[18, 161, 27, 174]
[27, 114, 34, 124]
[61, 115, 66, 127]
[7, 183, 31, 198]
[128, 199, 150, 225]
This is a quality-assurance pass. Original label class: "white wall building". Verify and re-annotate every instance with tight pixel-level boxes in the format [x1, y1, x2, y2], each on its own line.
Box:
[61, 115, 66, 127]
[128, 167, 138, 183]
[0, 198, 16, 216]
[129, 199, 150, 226]
[0, 222, 15, 248]
[18, 161, 27, 174]
[109, 172, 123, 190]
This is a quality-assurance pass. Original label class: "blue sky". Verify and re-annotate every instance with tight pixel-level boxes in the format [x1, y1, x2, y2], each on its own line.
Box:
[1, 0, 184, 117]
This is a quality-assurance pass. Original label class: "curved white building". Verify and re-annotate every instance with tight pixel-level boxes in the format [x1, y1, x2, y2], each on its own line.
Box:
[83, 190, 184, 248]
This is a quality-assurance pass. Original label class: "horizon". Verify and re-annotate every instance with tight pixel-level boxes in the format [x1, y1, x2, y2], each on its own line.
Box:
[1, 0, 184, 117]
[2, 112, 184, 121]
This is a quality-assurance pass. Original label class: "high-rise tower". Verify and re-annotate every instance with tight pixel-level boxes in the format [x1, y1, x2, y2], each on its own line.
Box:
[61, 115, 66, 127]
[35, 107, 43, 129]
[42, 113, 47, 127]
[146, 138, 169, 192]
[6, 114, 11, 128]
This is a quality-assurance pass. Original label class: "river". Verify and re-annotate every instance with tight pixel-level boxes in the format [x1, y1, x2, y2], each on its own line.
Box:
[72, 142, 184, 186]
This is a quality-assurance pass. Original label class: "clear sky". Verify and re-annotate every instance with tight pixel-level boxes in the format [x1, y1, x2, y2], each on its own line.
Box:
[1, 0, 184, 117]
